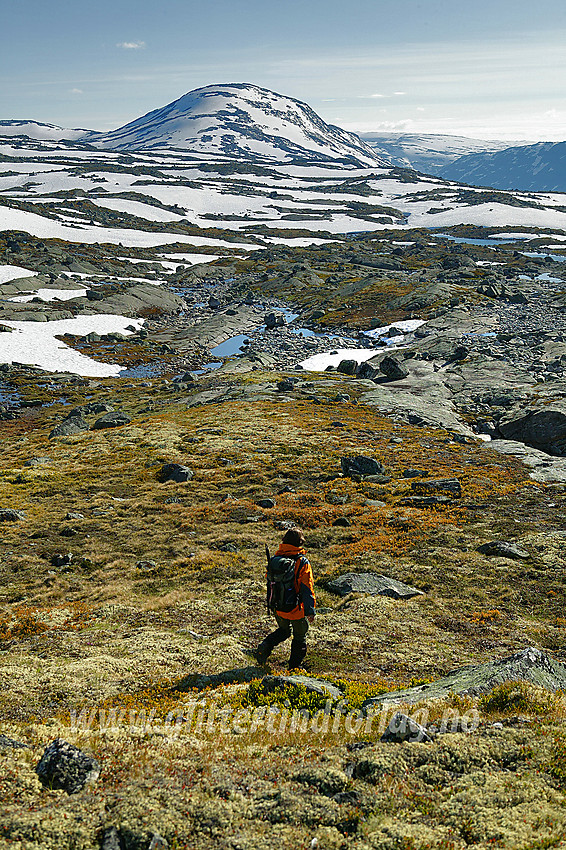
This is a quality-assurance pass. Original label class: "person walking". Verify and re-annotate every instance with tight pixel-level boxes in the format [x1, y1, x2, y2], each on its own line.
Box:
[254, 527, 316, 670]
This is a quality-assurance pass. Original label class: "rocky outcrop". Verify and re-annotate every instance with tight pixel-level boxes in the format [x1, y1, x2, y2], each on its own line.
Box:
[363, 648, 566, 709]
[257, 675, 344, 701]
[498, 406, 566, 456]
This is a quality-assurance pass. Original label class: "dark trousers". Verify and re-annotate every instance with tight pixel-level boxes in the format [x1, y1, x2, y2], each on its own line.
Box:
[258, 613, 309, 669]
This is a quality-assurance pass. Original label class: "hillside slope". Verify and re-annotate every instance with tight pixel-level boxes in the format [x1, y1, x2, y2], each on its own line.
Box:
[96, 82, 385, 166]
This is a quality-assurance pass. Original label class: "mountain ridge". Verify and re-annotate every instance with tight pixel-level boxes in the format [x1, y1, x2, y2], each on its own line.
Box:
[94, 82, 386, 166]
[438, 140, 566, 192]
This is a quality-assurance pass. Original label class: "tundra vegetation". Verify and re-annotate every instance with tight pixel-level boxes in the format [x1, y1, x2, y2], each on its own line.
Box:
[0, 220, 565, 848]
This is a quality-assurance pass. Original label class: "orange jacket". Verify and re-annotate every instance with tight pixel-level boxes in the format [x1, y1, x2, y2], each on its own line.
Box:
[274, 544, 316, 620]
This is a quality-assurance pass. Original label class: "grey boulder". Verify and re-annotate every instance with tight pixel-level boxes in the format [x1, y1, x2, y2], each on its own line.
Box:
[35, 738, 100, 794]
[92, 411, 131, 429]
[326, 572, 423, 600]
[477, 540, 530, 560]
[411, 477, 462, 497]
[49, 416, 89, 439]
[341, 456, 386, 478]
[159, 463, 194, 483]
[498, 406, 566, 456]
[379, 356, 409, 381]
[381, 712, 432, 743]
[0, 509, 25, 522]
[258, 675, 344, 701]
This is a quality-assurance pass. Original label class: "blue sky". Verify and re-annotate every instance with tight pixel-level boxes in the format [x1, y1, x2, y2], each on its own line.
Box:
[1, 0, 565, 140]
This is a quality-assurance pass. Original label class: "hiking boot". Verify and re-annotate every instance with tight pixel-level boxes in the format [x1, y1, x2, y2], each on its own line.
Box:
[252, 647, 270, 666]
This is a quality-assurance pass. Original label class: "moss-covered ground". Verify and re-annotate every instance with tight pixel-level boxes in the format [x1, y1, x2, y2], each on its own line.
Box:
[0, 367, 565, 848]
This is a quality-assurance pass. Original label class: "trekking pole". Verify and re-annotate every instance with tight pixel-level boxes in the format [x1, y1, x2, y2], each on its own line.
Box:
[265, 543, 271, 615]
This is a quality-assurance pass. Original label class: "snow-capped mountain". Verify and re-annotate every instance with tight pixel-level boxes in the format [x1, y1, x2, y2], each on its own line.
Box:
[0, 120, 96, 142]
[438, 141, 566, 192]
[361, 132, 529, 174]
[96, 83, 386, 166]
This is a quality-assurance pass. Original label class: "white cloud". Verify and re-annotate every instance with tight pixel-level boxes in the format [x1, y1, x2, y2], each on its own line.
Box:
[116, 41, 146, 50]
[70, 88, 83, 94]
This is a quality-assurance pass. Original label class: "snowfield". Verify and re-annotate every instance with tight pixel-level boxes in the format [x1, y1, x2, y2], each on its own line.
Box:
[0, 315, 144, 377]
[0, 265, 39, 284]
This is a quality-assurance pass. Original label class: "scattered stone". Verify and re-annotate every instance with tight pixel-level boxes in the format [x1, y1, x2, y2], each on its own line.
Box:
[0, 509, 25, 522]
[379, 356, 409, 381]
[136, 560, 157, 570]
[326, 492, 349, 505]
[65, 512, 84, 520]
[402, 469, 429, 478]
[381, 712, 432, 743]
[60, 527, 78, 537]
[341, 456, 386, 478]
[51, 553, 72, 567]
[326, 572, 423, 600]
[477, 540, 531, 559]
[92, 411, 132, 429]
[158, 463, 194, 483]
[149, 833, 169, 850]
[410, 477, 462, 497]
[332, 517, 351, 527]
[257, 498, 276, 509]
[277, 378, 295, 392]
[363, 647, 566, 708]
[337, 359, 358, 375]
[99, 826, 122, 850]
[24, 456, 50, 467]
[35, 738, 100, 794]
[447, 344, 469, 362]
[219, 542, 238, 553]
[265, 312, 285, 329]
[49, 416, 89, 439]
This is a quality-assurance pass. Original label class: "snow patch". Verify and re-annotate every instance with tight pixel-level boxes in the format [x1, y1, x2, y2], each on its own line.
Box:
[0, 314, 143, 377]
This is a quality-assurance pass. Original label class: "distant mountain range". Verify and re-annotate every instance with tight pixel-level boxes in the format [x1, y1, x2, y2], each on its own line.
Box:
[0, 119, 96, 142]
[363, 132, 566, 193]
[1, 85, 565, 191]
[436, 141, 566, 192]
[361, 132, 528, 172]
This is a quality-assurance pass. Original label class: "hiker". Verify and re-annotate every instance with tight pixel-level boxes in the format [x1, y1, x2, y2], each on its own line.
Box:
[254, 527, 316, 670]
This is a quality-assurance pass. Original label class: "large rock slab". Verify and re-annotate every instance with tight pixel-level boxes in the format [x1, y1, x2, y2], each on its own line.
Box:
[359, 361, 473, 435]
[488, 439, 566, 483]
[499, 406, 566, 456]
[257, 675, 344, 701]
[326, 572, 423, 600]
[363, 647, 566, 709]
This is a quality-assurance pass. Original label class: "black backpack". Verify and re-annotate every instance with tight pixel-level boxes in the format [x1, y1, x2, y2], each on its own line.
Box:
[265, 544, 301, 613]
